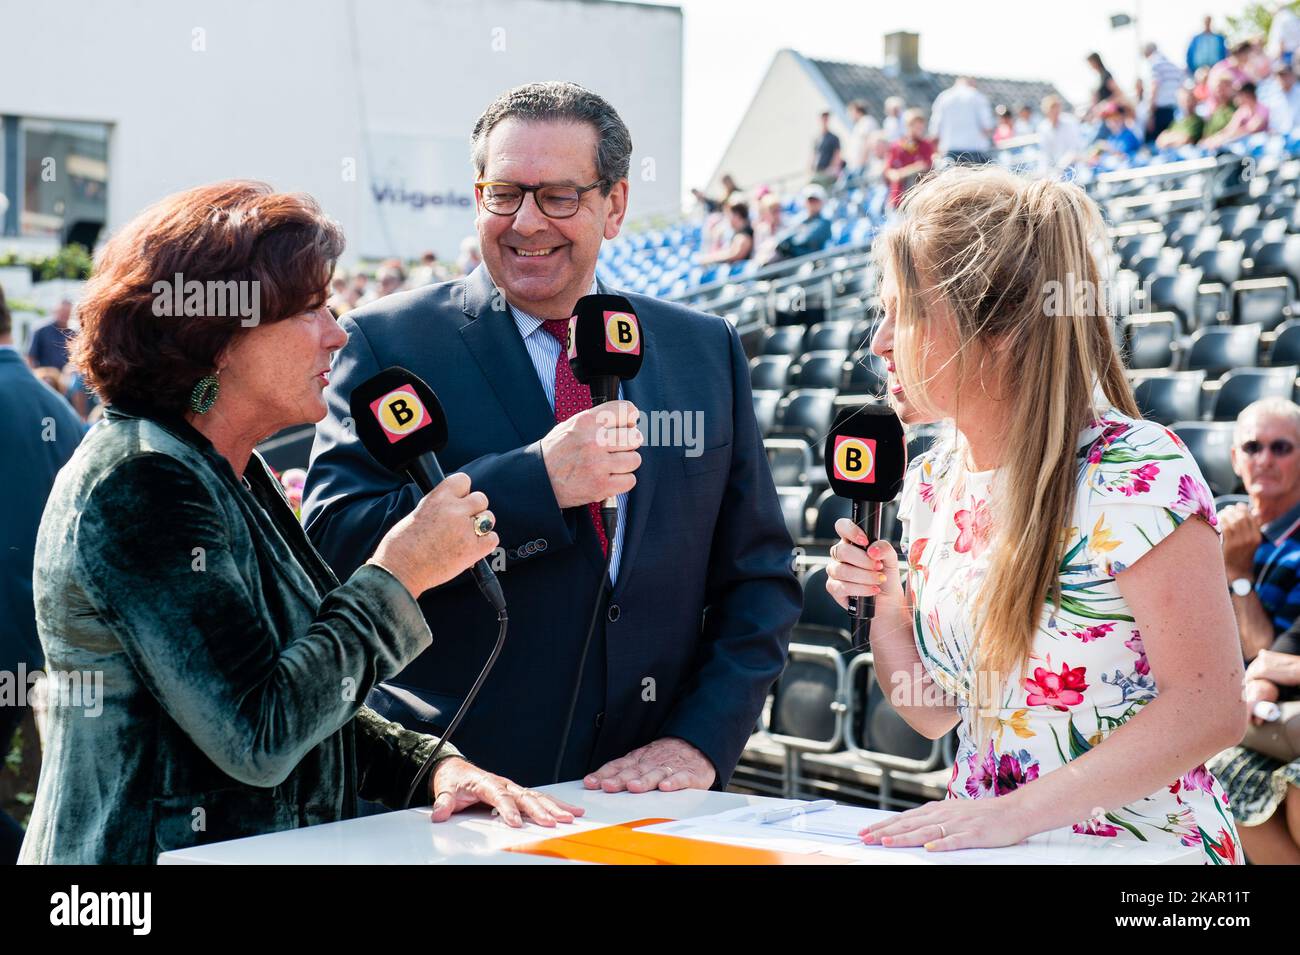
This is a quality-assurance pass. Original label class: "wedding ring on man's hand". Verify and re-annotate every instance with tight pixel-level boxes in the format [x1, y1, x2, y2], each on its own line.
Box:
[472, 512, 494, 537]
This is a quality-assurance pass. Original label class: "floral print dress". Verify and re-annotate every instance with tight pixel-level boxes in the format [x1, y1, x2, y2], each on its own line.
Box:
[898, 409, 1242, 864]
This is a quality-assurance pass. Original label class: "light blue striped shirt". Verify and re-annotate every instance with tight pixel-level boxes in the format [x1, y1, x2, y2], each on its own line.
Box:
[508, 281, 629, 582]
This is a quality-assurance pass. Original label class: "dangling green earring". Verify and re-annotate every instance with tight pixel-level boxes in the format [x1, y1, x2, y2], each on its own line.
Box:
[189, 373, 220, 414]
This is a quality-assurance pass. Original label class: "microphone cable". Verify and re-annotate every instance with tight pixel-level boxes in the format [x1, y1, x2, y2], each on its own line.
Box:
[404, 605, 509, 809]
[551, 506, 617, 784]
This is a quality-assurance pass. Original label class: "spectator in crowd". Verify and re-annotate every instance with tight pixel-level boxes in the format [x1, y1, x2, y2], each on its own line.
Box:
[992, 104, 1017, 145]
[1208, 639, 1300, 864]
[457, 236, 483, 276]
[1210, 42, 1253, 91]
[0, 283, 83, 864]
[1037, 94, 1085, 173]
[1013, 103, 1034, 136]
[1212, 396, 1300, 864]
[1260, 62, 1300, 135]
[699, 201, 753, 265]
[753, 193, 784, 265]
[845, 99, 879, 183]
[1188, 15, 1229, 74]
[1201, 69, 1241, 123]
[1192, 65, 1213, 107]
[929, 77, 994, 164]
[882, 96, 906, 142]
[26, 297, 75, 372]
[1085, 52, 1126, 120]
[886, 108, 936, 210]
[689, 173, 739, 215]
[770, 184, 832, 261]
[375, 261, 405, 299]
[811, 110, 842, 188]
[408, 251, 443, 287]
[1271, 1, 1300, 66]
[349, 271, 370, 306]
[1088, 102, 1142, 163]
[1219, 399, 1300, 662]
[1155, 85, 1207, 149]
[1013, 103, 1035, 136]
[1200, 81, 1270, 150]
[1143, 42, 1186, 143]
[1244, 36, 1276, 83]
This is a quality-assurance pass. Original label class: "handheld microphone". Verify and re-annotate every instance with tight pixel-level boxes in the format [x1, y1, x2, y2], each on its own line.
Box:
[349, 366, 506, 613]
[551, 294, 643, 784]
[823, 405, 907, 647]
[566, 293, 643, 538]
[349, 366, 509, 809]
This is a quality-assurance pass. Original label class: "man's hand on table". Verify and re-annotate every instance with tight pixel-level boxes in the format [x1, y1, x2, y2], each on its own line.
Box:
[430, 757, 585, 828]
[584, 737, 716, 793]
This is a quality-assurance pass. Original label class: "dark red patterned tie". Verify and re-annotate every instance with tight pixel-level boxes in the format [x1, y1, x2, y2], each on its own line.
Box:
[542, 319, 609, 555]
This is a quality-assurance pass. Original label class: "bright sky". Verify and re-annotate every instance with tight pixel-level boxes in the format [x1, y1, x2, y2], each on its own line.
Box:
[622, 0, 1249, 191]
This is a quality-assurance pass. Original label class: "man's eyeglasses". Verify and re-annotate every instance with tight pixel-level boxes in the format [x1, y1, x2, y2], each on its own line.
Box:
[475, 180, 608, 219]
[1240, 439, 1296, 457]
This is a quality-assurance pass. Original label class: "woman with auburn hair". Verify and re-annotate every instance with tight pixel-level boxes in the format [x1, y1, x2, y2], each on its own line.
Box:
[20, 181, 581, 865]
[825, 166, 1248, 862]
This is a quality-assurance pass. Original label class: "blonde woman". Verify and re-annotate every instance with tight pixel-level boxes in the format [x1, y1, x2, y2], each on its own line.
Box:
[825, 166, 1248, 862]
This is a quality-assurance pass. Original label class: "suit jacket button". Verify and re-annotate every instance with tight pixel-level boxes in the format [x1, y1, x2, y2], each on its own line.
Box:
[607, 603, 620, 623]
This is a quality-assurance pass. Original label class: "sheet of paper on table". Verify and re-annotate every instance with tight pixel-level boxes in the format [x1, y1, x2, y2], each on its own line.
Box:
[636, 804, 1086, 865]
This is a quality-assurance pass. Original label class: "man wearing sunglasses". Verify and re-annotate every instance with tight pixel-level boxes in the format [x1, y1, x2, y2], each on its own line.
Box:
[305, 82, 799, 795]
[1222, 398, 1300, 667]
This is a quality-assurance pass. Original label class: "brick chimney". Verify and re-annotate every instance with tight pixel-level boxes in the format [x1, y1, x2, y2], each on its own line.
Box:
[883, 31, 920, 75]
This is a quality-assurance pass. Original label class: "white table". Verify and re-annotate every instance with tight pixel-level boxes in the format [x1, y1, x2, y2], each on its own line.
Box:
[157, 782, 1201, 865]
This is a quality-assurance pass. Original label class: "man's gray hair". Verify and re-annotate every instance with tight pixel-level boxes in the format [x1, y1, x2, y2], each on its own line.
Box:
[471, 81, 632, 194]
[1235, 397, 1300, 443]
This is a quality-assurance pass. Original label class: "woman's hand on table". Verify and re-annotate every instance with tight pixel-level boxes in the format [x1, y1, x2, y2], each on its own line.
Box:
[429, 757, 585, 828]
[859, 795, 1036, 852]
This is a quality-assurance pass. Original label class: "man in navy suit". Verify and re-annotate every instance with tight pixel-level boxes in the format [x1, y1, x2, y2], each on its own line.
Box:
[0, 286, 84, 861]
[304, 82, 799, 791]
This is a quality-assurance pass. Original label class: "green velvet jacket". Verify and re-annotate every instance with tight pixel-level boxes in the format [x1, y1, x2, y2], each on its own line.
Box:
[19, 403, 459, 864]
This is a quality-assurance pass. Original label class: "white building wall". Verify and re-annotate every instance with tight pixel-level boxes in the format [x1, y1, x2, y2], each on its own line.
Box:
[708, 49, 840, 196]
[0, 0, 682, 261]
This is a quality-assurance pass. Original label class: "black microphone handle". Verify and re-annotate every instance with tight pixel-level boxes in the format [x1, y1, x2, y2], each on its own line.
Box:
[847, 499, 883, 647]
[587, 375, 621, 514]
[405, 454, 506, 613]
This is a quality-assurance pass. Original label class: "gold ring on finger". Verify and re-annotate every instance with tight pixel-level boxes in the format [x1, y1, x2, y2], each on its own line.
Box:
[472, 512, 494, 537]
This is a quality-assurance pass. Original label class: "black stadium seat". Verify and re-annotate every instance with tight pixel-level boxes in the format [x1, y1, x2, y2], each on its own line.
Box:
[776, 486, 811, 540]
[842, 351, 887, 396]
[1212, 366, 1299, 421]
[749, 354, 793, 391]
[1184, 325, 1262, 375]
[1134, 371, 1206, 424]
[1170, 421, 1241, 496]
[761, 325, 805, 356]
[804, 320, 856, 352]
[751, 390, 781, 436]
[774, 389, 838, 449]
[790, 350, 849, 389]
[1247, 236, 1300, 295]
[1122, 314, 1177, 369]
[1190, 243, 1243, 287]
[1231, 279, 1291, 330]
[801, 566, 848, 630]
[1271, 320, 1300, 365]
[810, 488, 852, 544]
[769, 623, 853, 747]
[765, 438, 813, 486]
[1214, 204, 1260, 239]
[1145, 269, 1203, 332]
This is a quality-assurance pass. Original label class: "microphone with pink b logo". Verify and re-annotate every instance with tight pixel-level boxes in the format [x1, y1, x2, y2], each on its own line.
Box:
[823, 405, 907, 646]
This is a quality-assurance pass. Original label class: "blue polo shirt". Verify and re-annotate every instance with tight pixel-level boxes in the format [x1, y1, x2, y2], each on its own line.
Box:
[1253, 498, 1300, 635]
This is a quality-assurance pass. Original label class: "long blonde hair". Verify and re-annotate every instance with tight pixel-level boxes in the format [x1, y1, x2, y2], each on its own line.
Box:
[875, 165, 1139, 729]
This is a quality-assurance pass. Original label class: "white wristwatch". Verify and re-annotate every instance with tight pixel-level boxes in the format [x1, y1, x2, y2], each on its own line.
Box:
[1230, 577, 1253, 597]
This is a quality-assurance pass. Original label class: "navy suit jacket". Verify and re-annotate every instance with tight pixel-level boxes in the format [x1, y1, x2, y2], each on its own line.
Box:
[0, 348, 84, 673]
[303, 265, 799, 786]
